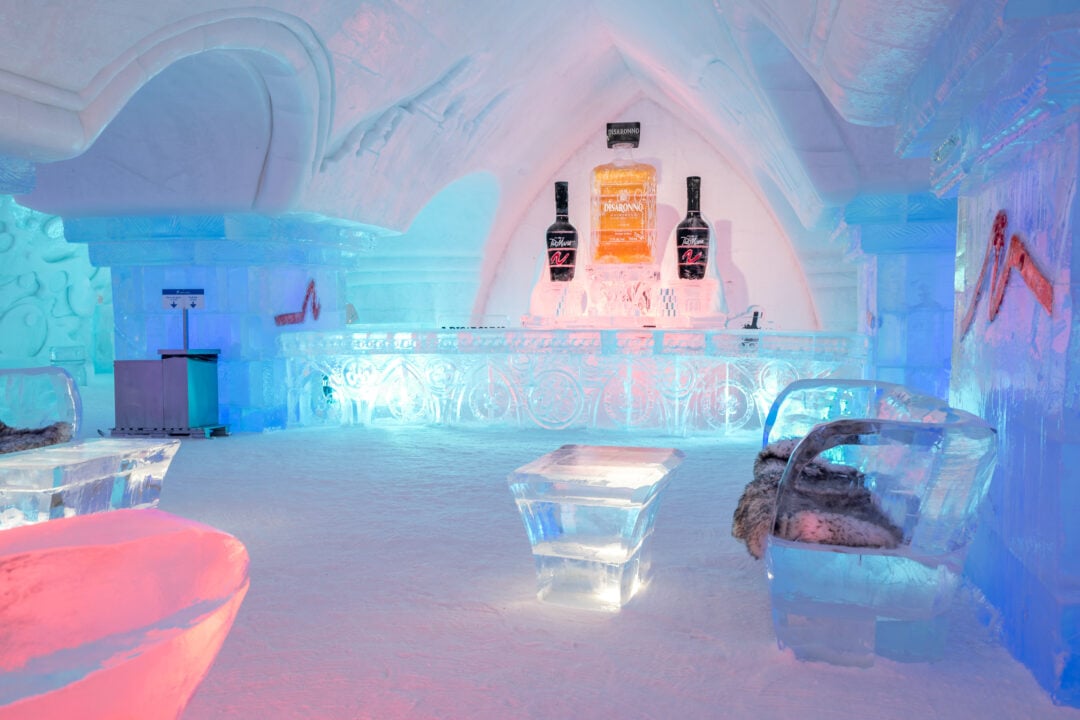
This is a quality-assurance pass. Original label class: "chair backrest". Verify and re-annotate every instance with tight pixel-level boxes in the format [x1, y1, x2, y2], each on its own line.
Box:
[0, 366, 82, 439]
[764, 379, 997, 558]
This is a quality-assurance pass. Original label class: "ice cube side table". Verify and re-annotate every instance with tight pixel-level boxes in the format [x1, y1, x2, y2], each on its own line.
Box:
[508, 444, 684, 611]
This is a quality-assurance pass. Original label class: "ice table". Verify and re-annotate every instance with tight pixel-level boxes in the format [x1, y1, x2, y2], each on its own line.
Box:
[0, 438, 180, 529]
[508, 444, 684, 611]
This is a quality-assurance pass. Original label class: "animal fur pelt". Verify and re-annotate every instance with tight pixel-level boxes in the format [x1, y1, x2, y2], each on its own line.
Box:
[0, 420, 73, 455]
[732, 438, 903, 559]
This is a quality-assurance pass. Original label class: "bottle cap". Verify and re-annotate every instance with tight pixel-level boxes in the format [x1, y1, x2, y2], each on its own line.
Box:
[606, 122, 640, 148]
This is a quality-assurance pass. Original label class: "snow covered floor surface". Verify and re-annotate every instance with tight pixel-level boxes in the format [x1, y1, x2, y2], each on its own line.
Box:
[75, 380, 1080, 720]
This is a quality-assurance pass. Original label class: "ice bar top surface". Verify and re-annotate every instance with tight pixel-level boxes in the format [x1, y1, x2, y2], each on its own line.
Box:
[511, 445, 685, 489]
[279, 327, 869, 358]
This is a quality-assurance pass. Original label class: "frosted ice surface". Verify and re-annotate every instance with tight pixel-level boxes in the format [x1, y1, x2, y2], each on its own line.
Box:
[0, 367, 82, 437]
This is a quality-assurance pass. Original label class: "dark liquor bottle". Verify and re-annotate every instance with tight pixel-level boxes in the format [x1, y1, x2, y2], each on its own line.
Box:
[546, 181, 578, 281]
[676, 176, 709, 280]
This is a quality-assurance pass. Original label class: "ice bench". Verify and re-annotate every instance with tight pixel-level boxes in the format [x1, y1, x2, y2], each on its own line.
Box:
[0, 367, 179, 530]
[759, 378, 998, 666]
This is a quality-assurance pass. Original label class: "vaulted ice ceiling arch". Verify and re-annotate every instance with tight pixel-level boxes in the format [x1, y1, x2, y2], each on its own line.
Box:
[1, 1, 954, 229]
[3, 9, 333, 211]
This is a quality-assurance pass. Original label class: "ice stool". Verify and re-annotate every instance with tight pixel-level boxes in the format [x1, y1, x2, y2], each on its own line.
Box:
[760, 379, 998, 666]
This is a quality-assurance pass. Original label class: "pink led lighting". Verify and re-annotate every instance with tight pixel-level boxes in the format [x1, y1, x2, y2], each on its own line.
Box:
[0, 509, 249, 720]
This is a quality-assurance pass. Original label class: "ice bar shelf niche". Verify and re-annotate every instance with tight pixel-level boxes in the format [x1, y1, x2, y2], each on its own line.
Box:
[508, 444, 684, 611]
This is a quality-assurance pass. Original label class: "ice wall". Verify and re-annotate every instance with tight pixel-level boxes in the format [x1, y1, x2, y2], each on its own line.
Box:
[345, 173, 499, 327]
[843, 193, 958, 397]
[0, 2, 947, 348]
[0, 197, 109, 378]
[64, 213, 381, 432]
[931, 22, 1080, 705]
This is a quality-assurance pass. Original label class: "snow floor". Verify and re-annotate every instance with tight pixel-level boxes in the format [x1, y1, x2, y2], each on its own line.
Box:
[73, 377, 1080, 720]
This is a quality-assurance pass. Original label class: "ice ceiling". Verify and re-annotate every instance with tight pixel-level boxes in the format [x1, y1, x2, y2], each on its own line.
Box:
[0, 0, 1010, 268]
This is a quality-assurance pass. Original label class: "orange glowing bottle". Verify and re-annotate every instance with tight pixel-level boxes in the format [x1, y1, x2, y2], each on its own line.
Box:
[590, 122, 656, 264]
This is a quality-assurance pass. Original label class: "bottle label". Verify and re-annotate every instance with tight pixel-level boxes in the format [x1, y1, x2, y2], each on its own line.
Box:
[548, 249, 576, 266]
[677, 233, 708, 247]
[547, 247, 577, 281]
[677, 229, 709, 280]
[602, 200, 644, 214]
[547, 228, 577, 281]
[680, 246, 706, 263]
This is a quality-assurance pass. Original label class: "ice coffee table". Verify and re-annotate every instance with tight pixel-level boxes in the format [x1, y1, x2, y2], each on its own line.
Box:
[508, 444, 684, 611]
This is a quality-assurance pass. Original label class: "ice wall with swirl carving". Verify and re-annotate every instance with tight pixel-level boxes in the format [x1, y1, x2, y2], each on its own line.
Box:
[0, 197, 110, 375]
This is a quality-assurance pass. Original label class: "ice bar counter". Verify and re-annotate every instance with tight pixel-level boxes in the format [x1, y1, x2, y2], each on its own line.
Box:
[508, 444, 684, 611]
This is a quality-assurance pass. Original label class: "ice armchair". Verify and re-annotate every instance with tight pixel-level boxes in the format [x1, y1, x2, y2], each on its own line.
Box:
[759, 379, 997, 666]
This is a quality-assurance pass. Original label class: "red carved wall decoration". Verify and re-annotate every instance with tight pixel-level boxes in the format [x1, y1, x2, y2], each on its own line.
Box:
[959, 210, 1054, 338]
[275, 280, 321, 326]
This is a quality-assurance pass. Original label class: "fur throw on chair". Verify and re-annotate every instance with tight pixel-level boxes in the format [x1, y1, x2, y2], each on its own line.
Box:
[732, 438, 903, 559]
[0, 420, 73, 455]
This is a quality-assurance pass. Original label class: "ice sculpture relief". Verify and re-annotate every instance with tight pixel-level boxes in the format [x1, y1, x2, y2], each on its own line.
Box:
[959, 210, 1053, 338]
[274, 279, 321, 326]
[281, 329, 867, 435]
[0, 199, 108, 372]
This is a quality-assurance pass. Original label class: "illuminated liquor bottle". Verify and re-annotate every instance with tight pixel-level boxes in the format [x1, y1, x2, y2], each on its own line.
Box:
[675, 176, 710, 280]
[591, 122, 656, 264]
[546, 181, 578, 281]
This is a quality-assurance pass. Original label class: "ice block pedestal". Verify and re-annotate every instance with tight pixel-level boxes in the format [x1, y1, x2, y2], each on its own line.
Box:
[508, 444, 683, 611]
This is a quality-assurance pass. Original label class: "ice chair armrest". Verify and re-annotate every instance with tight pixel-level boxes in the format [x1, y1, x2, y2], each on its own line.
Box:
[774, 416, 996, 554]
[777, 417, 945, 492]
[762, 379, 909, 447]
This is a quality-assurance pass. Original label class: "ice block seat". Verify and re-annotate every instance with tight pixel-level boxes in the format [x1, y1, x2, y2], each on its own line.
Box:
[508, 444, 684, 611]
[0, 367, 180, 530]
[759, 379, 998, 666]
[0, 508, 249, 720]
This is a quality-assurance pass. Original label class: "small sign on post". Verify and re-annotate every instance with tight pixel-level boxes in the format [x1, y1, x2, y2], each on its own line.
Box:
[162, 288, 205, 310]
[162, 289, 205, 350]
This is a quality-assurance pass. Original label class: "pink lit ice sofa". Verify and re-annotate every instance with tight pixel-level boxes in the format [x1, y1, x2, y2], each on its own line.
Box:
[0, 508, 250, 720]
